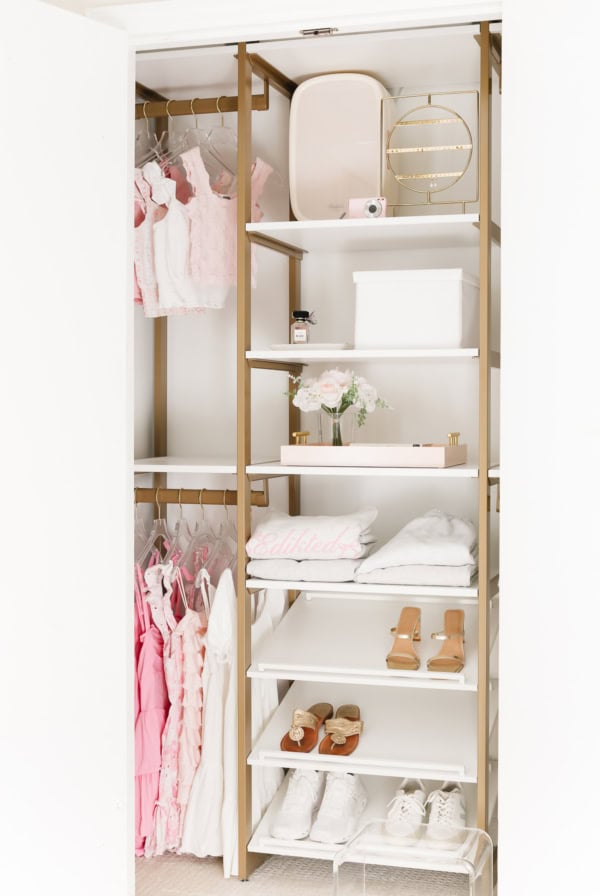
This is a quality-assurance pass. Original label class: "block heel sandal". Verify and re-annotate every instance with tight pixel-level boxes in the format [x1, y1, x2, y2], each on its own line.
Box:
[427, 609, 465, 673]
[386, 606, 421, 670]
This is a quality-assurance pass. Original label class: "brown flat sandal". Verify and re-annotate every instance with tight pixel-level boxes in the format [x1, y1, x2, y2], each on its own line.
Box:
[386, 606, 421, 670]
[280, 702, 334, 753]
[427, 609, 465, 673]
[318, 704, 364, 756]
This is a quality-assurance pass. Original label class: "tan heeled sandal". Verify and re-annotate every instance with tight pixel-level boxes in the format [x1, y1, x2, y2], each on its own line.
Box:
[427, 609, 465, 673]
[386, 606, 421, 670]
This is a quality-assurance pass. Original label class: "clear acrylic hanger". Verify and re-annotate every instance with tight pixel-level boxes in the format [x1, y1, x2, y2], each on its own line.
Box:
[205, 96, 238, 194]
[201, 490, 238, 583]
[134, 498, 150, 558]
[135, 102, 167, 167]
[135, 489, 172, 567]
[176, 489, 217, 610]
[165, 488, 193, 564]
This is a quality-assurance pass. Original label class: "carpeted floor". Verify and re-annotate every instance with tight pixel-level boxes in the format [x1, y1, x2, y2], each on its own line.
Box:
[136, 854, 469, 895]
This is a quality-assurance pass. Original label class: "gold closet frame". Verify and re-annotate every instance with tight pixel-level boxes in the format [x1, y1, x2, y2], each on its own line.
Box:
[143, 22, 500, 880]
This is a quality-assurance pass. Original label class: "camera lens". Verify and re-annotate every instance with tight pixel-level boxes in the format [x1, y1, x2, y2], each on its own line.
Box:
[364, 199, 382, 218]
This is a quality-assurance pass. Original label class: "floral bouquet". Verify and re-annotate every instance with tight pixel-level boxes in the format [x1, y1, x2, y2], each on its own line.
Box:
[288, 369, 388, 445]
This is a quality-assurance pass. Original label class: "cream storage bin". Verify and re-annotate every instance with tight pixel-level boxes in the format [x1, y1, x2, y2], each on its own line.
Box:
[353, 269, 479, 349]
[289, 73, 393, 221]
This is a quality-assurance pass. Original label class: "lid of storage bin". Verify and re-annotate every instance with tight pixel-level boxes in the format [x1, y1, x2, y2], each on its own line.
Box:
[353, 269, 479, 287]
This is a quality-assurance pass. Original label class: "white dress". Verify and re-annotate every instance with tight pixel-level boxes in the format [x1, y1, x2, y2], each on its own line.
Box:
[251, 591, 285, 831]
[180, 568, 237, 870]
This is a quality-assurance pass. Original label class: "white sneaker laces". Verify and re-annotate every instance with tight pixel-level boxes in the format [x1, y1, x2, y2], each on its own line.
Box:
[387, 791, 426, 821]
[426, 789, 463, 827]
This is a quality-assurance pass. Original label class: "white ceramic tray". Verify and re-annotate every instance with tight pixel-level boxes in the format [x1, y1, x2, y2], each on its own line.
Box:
[280, 443, 468, 468]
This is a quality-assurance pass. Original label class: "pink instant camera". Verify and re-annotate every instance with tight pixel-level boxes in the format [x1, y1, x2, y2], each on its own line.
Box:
[348, 197, 387, 218]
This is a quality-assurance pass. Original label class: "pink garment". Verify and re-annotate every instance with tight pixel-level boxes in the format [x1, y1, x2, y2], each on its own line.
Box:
[133, 168, 166, 316]
[133, 180, 146, 305]
[145, 562, 206, 856]
[134, 564, 169, 857]
[181, 147, 272, 296]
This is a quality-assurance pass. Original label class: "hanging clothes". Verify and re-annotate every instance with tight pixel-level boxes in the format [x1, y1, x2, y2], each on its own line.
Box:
[180, 146, 272, 306]
[133, 169, 166, 315]
[251, 590, 285, 832]
[180, 567, 237, 872]
[144, 562, 206, 857]
[134, 563, 169, 857]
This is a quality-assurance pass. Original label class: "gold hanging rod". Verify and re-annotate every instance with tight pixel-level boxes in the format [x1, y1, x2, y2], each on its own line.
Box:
[393, 117, 462, 128]
[135, 82, 269, 121]
[134, 485, 269, 507]
[394, 170, 464, 181]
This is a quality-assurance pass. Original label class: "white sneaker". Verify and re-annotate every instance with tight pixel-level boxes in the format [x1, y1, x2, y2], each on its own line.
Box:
[271, 768, 325, 840]
[384, 778, 426, 845]
[310, 772, 368, 844]
[424, 782, 467, 849]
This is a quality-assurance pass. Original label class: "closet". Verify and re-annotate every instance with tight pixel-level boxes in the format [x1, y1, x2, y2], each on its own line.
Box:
[131, 16, 501, 888]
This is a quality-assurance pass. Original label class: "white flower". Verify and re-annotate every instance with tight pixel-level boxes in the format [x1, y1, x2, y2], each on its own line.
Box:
[317, 372, 345, 408]
[293, 384, 322, 412]
[327, 368, 353, 390]
[357, 381, 378, 413]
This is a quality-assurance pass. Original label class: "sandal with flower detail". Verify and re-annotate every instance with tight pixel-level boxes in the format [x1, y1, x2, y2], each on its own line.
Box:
[427, 609, 465, 673]
[318, 704, 364, 756]
[280, 702, 334, 753]
[386, 606, 421, 670]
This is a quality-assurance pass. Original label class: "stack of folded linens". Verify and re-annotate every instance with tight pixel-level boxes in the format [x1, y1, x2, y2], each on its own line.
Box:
[354, 510, 477, 586]
[246, 507, 377, 582]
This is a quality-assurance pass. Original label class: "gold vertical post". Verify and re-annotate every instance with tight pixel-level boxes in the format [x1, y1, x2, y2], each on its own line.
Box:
[477, 21, 492, 831]
[288, 256, 301, 518]
[236, 42, 254, 880]
[153, 114, 169, 507]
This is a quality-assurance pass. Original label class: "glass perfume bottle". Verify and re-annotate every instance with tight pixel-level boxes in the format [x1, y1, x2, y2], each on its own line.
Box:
[290, 310, 314, 344]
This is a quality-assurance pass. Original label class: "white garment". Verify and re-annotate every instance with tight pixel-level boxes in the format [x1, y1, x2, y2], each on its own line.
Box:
[246, 508, 377, 561]
[251, 592, 284, 831]
[355, 564, 476, 587]
[180, 568, 237, 874]
[357, 510, 477, 575]
[247, 557, 363, 583]
[142, 161, 210, 316]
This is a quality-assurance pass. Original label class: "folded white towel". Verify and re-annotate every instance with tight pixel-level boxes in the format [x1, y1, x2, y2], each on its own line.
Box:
[247, 558, 363, 583]
[355, 563, 476, 587]
[246, 507, 377, 561]
[356, 509, 476, 574]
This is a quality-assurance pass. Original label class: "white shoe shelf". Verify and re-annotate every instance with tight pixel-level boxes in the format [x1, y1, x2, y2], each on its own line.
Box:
[248, 680, 478, 783]
[249, 771, 477, 864]
[248, 593, 478, 691]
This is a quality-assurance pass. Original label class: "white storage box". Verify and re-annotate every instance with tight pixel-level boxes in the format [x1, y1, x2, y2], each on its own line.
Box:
[289, 73, 394, 221]
[353, 268, 479, 349]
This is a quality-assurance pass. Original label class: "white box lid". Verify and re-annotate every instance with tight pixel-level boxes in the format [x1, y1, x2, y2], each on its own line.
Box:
[353, 269, 479, 287]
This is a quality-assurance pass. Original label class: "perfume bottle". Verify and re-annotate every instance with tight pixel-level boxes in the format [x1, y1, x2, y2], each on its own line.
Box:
[290, 310, 315, 344]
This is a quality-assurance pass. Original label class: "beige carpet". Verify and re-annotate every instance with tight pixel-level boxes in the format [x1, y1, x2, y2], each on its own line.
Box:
[136, 854, 469, 895]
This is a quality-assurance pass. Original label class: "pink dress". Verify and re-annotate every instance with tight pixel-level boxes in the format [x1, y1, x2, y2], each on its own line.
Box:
[133, 168, 166, 317]
[134, 564, 169, 857]
[145, 563, 206, 856]
[181, 147, 272, 303]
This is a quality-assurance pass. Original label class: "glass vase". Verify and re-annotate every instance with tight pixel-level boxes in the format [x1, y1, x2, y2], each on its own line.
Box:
[320, 408, 351, 446]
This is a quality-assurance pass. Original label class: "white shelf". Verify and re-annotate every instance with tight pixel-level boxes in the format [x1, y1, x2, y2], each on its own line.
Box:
[248, 594, 477, 691]
[249, 773, 477, 867]
[247, 214, 480, 254]
[248, 680, 477, 783]
[247, 348, 479, 363]
[246, 579, 479, 601]
[488, 465, 501, 479]
[133, 456, 237, 474]
[246, 462, 479, 478]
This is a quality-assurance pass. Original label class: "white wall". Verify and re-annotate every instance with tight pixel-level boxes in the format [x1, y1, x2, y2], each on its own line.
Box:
[500, 1, 600, 893]
[0, 4, 133, 896]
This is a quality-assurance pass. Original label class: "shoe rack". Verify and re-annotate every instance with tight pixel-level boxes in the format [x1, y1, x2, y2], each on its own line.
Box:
[234, 21, 501, 882]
